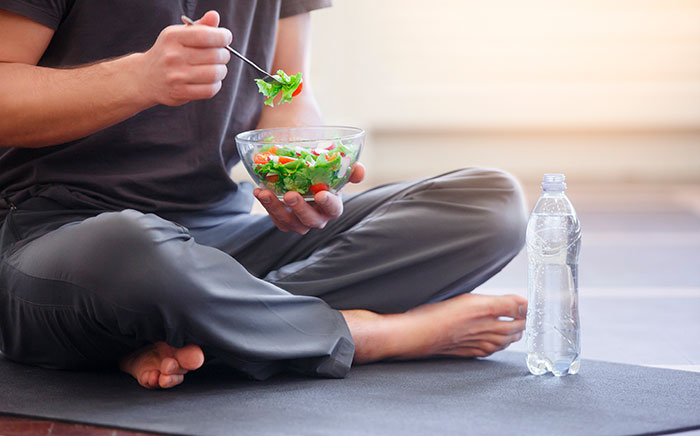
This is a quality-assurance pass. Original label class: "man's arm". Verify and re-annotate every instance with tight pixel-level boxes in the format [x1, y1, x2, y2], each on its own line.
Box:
[255, 12, 322, 129]
[0, 10, 232, 148]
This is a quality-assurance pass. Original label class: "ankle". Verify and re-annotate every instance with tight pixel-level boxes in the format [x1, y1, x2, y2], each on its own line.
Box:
[340, 309, 395, 363]
[340, 308, 434, 364]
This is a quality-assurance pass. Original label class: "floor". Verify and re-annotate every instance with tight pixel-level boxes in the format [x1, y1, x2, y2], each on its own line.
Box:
[2, 182, 699, 435]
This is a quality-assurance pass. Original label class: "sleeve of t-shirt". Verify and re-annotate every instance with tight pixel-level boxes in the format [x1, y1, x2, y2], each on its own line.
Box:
[0, 0, 70, 30]
[279, 0, 331, 18]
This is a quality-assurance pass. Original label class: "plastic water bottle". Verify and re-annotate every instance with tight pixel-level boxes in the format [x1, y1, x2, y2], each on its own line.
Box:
[525, 173, 581, 376]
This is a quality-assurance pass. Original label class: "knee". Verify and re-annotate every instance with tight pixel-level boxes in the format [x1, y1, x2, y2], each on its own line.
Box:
[76, 211, 164, 271]
[436, 168, 526, 258]
[62, 210, 191, 305]
[473, 168, 528, 257]
[83, 209, 189, 256]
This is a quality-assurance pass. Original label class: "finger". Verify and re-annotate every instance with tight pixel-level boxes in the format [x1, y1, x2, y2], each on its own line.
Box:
[349, 162, 365, 184]
[254, 190, 290, 231]
[181, 64, 228, 84]
[195, 10, 220, 27]
[284, 192, 328, 229]
[179, 82, 222, 100]
[258, 190, 310, 234]
[484, 294, 528, 319]
[176, 26, 232, 48]
[314, 191, 343, 219]
[184, 47, 231, 65]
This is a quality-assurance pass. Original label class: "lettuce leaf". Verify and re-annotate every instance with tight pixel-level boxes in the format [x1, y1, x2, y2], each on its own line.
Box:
[254, 70, 303, 107]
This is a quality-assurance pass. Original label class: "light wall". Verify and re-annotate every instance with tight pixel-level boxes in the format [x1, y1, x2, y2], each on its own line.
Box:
[307, 0, 700, 184]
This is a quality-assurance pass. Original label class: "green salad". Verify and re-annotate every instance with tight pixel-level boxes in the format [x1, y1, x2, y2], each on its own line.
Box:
[252, 139, 356, 196]
[254, 70, 303, 107]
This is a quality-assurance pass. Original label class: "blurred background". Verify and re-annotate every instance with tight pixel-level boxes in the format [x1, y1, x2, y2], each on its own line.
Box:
[308, 0, 700, 189]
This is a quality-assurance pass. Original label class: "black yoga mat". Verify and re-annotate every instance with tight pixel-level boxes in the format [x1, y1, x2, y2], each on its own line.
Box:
[1, 351, 699, 436]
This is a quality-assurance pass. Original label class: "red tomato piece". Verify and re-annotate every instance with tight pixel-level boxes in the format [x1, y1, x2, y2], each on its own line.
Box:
[254, 152, 271, 165]
[310, 183, 329, 195]
[266, 174, 279, 183]
[292, 81, 303, 97]
[278, 156, 296, 164]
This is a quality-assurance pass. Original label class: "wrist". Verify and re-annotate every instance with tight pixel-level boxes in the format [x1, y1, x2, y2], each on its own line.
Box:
[256, 93, 323, 129]
[112, 52, 158, 109]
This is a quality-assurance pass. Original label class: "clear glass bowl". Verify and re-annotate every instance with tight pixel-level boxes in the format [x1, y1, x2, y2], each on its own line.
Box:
[236, 126, 365, 201]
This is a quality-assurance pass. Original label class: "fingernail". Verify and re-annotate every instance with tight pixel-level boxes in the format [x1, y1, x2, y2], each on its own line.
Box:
[287, 197, 297, 206]
[260, 196, 270, 205]
[518, 305, 527, 317]
[318, 193, 329, 205]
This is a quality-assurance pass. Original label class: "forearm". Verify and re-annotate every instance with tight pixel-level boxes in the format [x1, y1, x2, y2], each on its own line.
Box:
[255, 90, 323, 129]
[255, 12, 322, 129]
[0, 54, 152, 148]
[0, 11, 233, 149]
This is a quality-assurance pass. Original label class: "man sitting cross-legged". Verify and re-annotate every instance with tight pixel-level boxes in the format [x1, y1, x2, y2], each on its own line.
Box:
[0, 2, 527, 389]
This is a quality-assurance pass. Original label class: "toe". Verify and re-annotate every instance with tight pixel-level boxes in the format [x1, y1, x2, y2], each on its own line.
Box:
[174, 344, 205, 371]
[159, 374, 184, 389]
[139, 369, 159, 389]
[161, 357, 184, 375]
[487, 295, 528, 319]
[137, 371, 149, 388]
[159, 374, 173, 388]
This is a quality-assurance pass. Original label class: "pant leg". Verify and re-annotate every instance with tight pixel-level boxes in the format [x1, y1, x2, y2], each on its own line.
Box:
[234, 168, 528, 314]
[0, 200, 353, 380]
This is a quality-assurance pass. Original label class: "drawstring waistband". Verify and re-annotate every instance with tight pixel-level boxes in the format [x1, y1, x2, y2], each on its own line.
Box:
[1, 197, 17, 210]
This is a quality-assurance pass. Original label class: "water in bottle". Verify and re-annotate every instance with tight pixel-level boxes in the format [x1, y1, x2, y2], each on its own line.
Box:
[525, 173, 581, 376]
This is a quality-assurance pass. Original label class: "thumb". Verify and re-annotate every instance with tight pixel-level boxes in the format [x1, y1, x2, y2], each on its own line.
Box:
[196, 10, 220, 27]
[349, 162, 366, 184]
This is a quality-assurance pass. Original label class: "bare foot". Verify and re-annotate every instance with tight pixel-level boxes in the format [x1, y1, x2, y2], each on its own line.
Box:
[341, 293, 527, 363]
[119, 342, 204, 389]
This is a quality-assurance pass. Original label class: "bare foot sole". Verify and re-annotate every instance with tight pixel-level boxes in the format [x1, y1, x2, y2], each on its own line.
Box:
[119, 342, 204, 389]
[342, 293, 528, 363]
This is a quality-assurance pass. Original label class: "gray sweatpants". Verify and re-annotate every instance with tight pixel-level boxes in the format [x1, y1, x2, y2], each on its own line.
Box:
[0, 168, 526, 380]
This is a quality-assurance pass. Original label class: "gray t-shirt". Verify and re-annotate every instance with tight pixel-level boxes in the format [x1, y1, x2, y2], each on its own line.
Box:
[0, 0, 330, 214]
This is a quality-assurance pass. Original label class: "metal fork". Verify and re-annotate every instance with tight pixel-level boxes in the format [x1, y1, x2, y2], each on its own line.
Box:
[181, 16, 281, 84]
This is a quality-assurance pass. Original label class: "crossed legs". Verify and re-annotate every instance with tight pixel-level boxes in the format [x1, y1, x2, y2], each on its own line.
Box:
[116, 168, 529, 388]
[0, 168, 527, 389]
